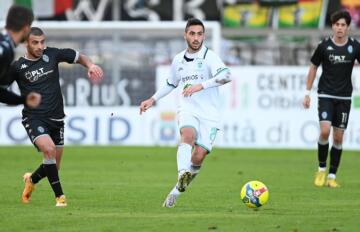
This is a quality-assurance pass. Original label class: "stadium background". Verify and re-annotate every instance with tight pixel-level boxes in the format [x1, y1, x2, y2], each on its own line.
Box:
[1, 1, 360, 232]
[0, 0, 360, 149]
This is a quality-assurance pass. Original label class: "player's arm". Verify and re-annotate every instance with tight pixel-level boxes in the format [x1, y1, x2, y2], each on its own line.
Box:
[303, 64, 318, 109]
[140, 59, 179, 114]
[139, 80, 176, 115]
[76, 53, 103, 84]
[303, 41, 322, 109]
[0, 87, 41, 108]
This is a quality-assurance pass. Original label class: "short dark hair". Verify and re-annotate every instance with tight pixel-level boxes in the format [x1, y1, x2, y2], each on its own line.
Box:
[185, 18, 205, 32]
[29, 27, 45, 36]
[5, 5, 34, 32]
[330, 10, 351, 26]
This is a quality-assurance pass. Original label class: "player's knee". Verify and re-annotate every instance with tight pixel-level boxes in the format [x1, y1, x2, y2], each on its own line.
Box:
[181, 134, 195, 145]
[42, 145, 56, 158]
[333, 137, 343, 146]
[319, 131, 330, 140]
[193, 155, 205, 165]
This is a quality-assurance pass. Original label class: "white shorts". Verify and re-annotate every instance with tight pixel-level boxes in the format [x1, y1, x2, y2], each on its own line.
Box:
[178, 112, 219, 153]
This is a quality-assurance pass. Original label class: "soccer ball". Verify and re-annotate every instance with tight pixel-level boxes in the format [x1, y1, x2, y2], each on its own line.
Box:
[240, 180, 269, 208]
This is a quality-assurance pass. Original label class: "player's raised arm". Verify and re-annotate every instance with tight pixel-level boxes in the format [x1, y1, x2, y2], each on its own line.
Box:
[77, 54, 104, 84]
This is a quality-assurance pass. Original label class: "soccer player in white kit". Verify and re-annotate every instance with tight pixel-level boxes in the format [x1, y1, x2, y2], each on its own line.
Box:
[139, 18, 231, 208]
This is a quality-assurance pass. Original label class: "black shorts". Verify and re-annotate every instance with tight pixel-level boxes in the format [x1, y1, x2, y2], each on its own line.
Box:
[318, 97, 351, 129]
[22, 117, 64, 149]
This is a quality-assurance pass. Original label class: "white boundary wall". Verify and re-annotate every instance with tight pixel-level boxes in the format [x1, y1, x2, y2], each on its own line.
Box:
[1, 66, 360, 149]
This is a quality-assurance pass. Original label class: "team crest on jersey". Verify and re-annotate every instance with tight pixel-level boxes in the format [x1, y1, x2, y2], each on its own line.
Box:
[321, 111, 328, 119]
[42, 54, 49, 62]
[347, 45, 353, 53]
[37, 126, 45, 133]
[197, 60, 203, 69]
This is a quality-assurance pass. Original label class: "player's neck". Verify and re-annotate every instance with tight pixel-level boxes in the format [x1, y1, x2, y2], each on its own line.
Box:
[332, 36, 348, 45]
[24, 52, 39, 60]
[6, 29, 22, 46]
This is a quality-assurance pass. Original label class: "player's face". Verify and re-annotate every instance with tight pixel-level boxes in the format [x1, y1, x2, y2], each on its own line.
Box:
[184, 25, 205, 53]
[332, 18, 349, 39]
[27, 34, 46, 59]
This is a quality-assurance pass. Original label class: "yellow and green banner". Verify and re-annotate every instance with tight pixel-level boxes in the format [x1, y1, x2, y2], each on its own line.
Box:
[223, 3, 270, 28]
[278, 0, 323, 28]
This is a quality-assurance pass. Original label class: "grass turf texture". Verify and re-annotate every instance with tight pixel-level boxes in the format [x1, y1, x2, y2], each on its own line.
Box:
[0, 146, 359, 232]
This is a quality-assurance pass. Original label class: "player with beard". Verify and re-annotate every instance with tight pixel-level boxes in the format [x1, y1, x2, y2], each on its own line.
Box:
[8, 27, 103, 206]
[140, 18, 232, 208]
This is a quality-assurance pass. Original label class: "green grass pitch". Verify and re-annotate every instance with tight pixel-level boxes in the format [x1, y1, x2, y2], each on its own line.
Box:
[0, 146, 359, 232]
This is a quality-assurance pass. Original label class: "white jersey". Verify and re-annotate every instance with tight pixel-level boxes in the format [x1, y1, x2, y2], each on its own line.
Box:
[167, 46, 228, 122]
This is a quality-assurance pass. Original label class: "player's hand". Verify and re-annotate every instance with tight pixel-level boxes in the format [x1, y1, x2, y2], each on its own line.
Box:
[139, 98, 155, 115]
[26, 92, 41, 108]
[182, 84, 203, 97]
[88, 64, 103, 84]
[303, 95, 311, 109]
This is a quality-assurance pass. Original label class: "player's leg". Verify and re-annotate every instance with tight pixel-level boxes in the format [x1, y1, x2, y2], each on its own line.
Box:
[189, 122, 217, 186]
[188, 145, 208, 184]
[314, 98, 333, 186]
[51, 122, 65, 170]
[35, 136, 66, 206]
[21, 117, 44, 203]
[326, 99, 351, 187]
[163, 114, 197, 208]
[55, 147, 64, 170]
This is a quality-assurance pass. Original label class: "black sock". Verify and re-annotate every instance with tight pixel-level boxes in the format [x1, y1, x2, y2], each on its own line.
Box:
[329, 146, 342, 175]
[43, 164, 64, 197]
[318, 142, 329, 168]
[30, 164, 46, 184]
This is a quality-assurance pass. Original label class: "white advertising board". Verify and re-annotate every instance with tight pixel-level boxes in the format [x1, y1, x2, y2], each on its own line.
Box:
[1, 66, 359, 149]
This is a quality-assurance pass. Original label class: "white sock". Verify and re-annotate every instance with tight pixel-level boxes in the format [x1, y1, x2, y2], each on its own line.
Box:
[170, 186, 181, 196]
[318, 167, 326, 172]
[177, 143, 192, 175]
[328, 173, 336, 179]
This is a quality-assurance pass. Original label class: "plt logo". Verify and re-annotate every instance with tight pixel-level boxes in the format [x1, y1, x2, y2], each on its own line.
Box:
[25, 68, 45, 82]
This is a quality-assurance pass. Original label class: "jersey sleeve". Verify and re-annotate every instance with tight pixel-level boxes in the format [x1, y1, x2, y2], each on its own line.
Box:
[54, 47, 79, 64]
[0, 40, 12, 61]
[355, 40, 360, 63]
[3, 63, 19, 85]
[167, 57, 180, 87]
[0, 87, 25, 105]
[207, 51, 228, 77]
[310, 42, 323, 66]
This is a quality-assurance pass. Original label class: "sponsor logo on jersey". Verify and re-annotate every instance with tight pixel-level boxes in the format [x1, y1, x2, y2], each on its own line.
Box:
[20, 63, 28, 69]
[326, 46, 334, 50]
[24, 67, 53, 82]
[328, 54, 350, 64]
[181, 74, 199, 82]
[183, 83, 192, 90]
[348, 45, 353, 53]
[42, 54, 49, 62]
